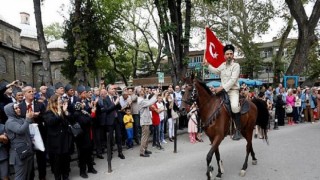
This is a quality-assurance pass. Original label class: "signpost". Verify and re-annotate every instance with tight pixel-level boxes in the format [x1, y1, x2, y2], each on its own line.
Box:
[158, 72, 164, 83]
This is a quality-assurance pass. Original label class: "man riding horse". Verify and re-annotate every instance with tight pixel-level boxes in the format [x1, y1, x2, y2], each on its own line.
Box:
[203, 44, 242, 140]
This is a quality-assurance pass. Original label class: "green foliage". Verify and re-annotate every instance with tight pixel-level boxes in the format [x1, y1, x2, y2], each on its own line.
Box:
[43, 22, 63, 42]
[193, 0, 275, 77]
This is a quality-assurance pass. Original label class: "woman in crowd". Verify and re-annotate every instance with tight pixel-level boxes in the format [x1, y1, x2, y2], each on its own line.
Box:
[44, 95, 73, 180]
[187, 103, 198, 144]
[73, 102, 97, 178]
[5, 102, 34, 180]
[275, 94, 286, 126]
[164, 91, 174, 142]
[292, 89, 300, 124]
[286, 89, 295, 125]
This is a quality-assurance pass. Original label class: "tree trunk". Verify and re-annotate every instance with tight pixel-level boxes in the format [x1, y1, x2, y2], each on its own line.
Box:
[273, 17, 293, 85]
[285, 0, 320, 87]
[33, 0, 53, 86]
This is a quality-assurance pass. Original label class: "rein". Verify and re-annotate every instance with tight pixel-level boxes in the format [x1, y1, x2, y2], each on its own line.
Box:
[202, 97, 224, 129]
[188, 82, 225, 130]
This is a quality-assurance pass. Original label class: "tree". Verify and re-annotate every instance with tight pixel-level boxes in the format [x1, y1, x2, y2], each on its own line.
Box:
[62, 0, 105, 85]
[154, 0, 192, 85]
[121, 0, 168, 78]
[197, 0, 275, 79]
[43, 22, 64, 42]
[33, 0, 53, 86]
[284, 0, 320, 86]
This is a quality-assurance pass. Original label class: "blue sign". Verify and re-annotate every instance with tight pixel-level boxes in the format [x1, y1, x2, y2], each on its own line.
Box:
[283, 76, 299, 88]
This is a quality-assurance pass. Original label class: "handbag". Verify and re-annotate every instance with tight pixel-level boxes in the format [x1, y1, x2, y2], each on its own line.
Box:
[29, 123, 45, 151]
[285, 105, 293, 114]
[294, 99, 301, 107]
[69, 122, 83, 137]
[171, 109, 179, 119]
[15, 143, 33, 160]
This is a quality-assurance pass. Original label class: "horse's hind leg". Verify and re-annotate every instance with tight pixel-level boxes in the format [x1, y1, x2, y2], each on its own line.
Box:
[206, 146, 215, 180]
[240, 133, 253, 177]
[214, 148, 224, 180]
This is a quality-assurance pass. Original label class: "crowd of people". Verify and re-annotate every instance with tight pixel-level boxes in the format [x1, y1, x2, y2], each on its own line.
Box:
[1, 78, 319, 179]
[0, 80, 192, 180]
[237, 83, 320, 138]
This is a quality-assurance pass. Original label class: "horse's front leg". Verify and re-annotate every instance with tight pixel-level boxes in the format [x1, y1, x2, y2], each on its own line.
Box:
[206, 147, 215, 180]
[214, 148, 224, 180]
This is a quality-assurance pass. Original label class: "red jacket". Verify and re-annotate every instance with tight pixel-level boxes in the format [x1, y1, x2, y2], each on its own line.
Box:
[150, 103, 160, 126]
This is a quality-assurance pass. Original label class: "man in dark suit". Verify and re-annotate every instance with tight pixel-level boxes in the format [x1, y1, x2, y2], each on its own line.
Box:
[19, 86, 47, 180]
[65, 84, 78, 115]
[105, 84, 125, 159]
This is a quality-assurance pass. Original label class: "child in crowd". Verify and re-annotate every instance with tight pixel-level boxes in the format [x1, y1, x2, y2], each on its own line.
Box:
[187, 102, 198, 144]
[123, 108, 134, 149]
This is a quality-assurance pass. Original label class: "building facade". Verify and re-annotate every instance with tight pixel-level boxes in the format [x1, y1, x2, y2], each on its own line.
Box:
[0, 12, 94, 88]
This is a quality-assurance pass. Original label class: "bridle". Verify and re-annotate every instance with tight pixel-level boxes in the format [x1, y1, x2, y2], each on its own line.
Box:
[185, 80, 226, 129]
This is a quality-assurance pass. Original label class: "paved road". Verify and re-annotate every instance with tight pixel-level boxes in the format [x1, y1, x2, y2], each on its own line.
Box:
[48, 122, 320, 180]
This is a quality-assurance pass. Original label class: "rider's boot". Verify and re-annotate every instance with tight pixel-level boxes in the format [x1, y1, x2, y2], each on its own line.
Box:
[232, 112, 242, 141]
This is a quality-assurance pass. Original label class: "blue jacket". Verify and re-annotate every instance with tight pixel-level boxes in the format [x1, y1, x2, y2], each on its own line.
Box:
[300, 93, 316, 109]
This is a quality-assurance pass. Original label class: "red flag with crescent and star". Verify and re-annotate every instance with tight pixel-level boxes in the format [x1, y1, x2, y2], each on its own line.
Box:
[205, 27, 225, 68]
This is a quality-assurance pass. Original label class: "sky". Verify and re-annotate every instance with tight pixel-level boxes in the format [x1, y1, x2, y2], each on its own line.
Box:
[0, 0, 70, 27]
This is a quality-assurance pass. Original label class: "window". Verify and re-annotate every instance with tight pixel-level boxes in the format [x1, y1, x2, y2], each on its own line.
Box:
[54, 69, 61, 80]
[0, 56, 6, 73]
[19, 61, 26, 76]
[6, 36, 13, 47]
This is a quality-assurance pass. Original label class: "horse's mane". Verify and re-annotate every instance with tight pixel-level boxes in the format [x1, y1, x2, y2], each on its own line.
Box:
[197, 79, 214, 96]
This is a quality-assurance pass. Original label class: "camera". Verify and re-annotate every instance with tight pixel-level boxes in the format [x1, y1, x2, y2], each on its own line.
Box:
[61, 94, 69, 102]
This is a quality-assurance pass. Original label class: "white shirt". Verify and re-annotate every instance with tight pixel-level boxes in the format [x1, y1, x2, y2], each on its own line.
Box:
[156, 102, 165, 121]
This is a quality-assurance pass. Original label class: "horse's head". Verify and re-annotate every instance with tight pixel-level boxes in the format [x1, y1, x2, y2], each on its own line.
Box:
[182, 75, 198, 106]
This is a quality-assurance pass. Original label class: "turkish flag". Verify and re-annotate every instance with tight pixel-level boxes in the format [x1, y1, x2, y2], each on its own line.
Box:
[205, 27, 225, 68]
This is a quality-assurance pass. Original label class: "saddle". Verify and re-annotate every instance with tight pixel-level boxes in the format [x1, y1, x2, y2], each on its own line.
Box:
[220, 92, 250, 115]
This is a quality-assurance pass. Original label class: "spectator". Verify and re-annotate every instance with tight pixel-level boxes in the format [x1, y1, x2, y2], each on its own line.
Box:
[301, 87, 316, 123]
[123, 108, 134, 149]
[156, 94, 166, 144]
[105, 85, 125, 160]
[286, 89, 295, 125]
[73, 102, 98, 178]
[54, 82, 65, 97]
[187, 103, 198, 144]
[129, 86, 141, 145]
[0, 80, 18, 124]
[0, 123, 9, 180]
[43, 95, 72, 180]
[12, 87, 23, 104]
[5, 102, 34, 180]
[19, 86, 47, 180]
[150, 94, 163, 150]
[138, 88, 158, 157]
[164, 91, 174, 142]
[275, 94, 286, 126]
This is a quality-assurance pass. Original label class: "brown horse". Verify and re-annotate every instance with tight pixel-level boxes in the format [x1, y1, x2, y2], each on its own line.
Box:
[183, 77, 269, 180]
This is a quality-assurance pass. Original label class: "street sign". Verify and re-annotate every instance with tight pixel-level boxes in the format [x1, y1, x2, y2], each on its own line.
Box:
[158, 72, 164, 83]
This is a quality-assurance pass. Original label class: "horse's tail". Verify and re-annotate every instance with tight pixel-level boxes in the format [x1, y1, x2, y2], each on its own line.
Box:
[251, 98, 269, 145]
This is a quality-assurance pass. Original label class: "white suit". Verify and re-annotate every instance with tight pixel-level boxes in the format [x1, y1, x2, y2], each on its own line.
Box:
[207, 60, 240, 113]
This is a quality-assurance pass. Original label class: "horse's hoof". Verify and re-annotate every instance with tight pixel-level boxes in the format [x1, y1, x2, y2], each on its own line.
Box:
[252, 160, 257, 165]
[214, 177, 222, 180]
[219, 160, 224, 174]
[239, 170, 246, 177]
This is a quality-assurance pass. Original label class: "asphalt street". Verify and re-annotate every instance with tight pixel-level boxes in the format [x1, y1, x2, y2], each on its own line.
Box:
[47, 121, 320, 180]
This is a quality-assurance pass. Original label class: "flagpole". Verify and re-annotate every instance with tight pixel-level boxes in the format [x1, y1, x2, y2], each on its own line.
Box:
[227, 0, 230, 43]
